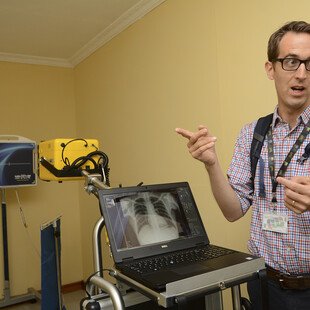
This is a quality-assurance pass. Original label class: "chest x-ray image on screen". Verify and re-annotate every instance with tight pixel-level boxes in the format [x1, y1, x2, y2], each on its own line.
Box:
[120, 192, 180, 246]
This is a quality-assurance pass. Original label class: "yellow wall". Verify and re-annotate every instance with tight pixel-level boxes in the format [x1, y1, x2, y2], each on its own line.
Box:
[1, 0, 310, 305]
[0, 62, 83, 295]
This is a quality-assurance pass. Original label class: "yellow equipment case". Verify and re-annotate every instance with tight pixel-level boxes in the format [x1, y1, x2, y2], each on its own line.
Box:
[38, 138, 104, 182]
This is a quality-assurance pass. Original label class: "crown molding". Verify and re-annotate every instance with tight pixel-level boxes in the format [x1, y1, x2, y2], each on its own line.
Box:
[69, 0, 166, 67]
[0, 52, 73, 68]
[0, 0, 166, 68]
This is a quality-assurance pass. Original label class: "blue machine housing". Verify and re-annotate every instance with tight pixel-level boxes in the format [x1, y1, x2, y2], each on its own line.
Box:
[0, 137, 36, 188]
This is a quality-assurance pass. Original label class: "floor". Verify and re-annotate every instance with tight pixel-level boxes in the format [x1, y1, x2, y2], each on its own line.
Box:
[1, 290, 160, 310]
[0, 290, 86, 310]
[0, 290, 222, 310]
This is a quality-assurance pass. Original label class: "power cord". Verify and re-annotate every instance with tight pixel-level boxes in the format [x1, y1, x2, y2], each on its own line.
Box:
[15, 190, 41, 259]
[60, 139, 110, 186]
[60, 138, 88, 166]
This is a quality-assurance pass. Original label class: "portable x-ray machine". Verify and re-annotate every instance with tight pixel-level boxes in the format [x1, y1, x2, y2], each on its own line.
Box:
[38, 138, 266, 310]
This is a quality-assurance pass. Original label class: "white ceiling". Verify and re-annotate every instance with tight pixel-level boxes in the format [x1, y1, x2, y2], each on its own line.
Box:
[0, 0, 165, 68]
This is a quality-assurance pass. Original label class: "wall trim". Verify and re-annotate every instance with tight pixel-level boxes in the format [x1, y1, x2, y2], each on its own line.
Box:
[69, 0, 166, 67]
[0, 52, 73, 68]
[62, 280, 85, 294]
[0, 0, 166, 68]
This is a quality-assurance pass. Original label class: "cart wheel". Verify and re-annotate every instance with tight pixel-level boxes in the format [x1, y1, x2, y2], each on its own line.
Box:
[241, 297, 252, 310]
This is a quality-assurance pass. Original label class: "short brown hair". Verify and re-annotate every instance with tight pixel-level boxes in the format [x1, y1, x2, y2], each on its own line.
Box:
[267, 21, 310, 61]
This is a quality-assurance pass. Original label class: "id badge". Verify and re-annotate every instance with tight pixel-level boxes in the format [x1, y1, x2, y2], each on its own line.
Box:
[262, 212, 288, 234]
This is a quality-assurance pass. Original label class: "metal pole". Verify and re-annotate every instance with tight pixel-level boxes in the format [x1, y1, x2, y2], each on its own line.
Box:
[93, 217, 105, 276]
[1, 189, 10, 297]
[53, 221, 63, 310]
[90, 275, 125, 310]
[81, 170, 110, 190]
[231, 285, 242, 310]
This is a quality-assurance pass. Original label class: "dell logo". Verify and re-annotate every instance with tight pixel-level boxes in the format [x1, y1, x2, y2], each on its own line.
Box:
[161, 245, 168, 248]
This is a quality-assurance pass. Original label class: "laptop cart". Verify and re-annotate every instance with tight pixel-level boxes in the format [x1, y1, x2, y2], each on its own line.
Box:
[81, 171, 267, 310]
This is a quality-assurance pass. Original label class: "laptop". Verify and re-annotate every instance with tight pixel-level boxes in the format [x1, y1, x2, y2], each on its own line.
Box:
[98, 182, 261, 292]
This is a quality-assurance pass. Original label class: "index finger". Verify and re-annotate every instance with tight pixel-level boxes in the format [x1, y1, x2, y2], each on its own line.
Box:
[277, 176, 307, 194]
[175, 128, 193, 140]
[289, 175, 310, 185]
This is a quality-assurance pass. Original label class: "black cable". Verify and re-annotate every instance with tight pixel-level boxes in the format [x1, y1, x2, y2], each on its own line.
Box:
[69, 151, 109, 170]
[87, 151, 109, 167]
[59, 139, 110, 185]
[64, 156, 98, 171]
[61, 138, 88, 166]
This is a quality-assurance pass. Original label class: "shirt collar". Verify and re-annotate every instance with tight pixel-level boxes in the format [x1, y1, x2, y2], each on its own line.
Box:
[301, 105, 310, 125]
[272, 105, 310, 128]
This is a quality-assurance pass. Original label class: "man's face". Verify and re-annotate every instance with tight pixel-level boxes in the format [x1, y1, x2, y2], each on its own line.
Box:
[265, 32, 310, 114]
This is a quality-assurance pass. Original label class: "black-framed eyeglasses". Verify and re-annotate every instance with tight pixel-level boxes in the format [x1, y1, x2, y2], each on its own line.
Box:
[275, 58, 310, 71]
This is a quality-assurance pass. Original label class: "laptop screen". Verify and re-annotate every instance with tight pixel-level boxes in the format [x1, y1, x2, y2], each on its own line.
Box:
[98, 182, 209, 263]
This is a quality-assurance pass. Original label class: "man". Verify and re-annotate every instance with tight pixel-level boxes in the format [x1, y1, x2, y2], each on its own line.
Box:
[176, 21, 310, 310]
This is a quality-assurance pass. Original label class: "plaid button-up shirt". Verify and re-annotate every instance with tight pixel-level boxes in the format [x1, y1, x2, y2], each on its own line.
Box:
[228, 106, 310, 274]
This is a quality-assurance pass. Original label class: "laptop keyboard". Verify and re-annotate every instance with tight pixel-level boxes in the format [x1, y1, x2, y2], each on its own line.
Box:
[123, 245, 235, 274]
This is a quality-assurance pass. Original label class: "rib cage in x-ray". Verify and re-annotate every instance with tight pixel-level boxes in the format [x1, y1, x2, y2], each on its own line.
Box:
[133, 195, 177, 233]
[120, 192, 179, 245]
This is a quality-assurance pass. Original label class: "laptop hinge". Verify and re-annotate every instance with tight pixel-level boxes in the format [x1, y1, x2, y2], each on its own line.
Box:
[122, 257, 134, 263]
[195, 242, 207, 247]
